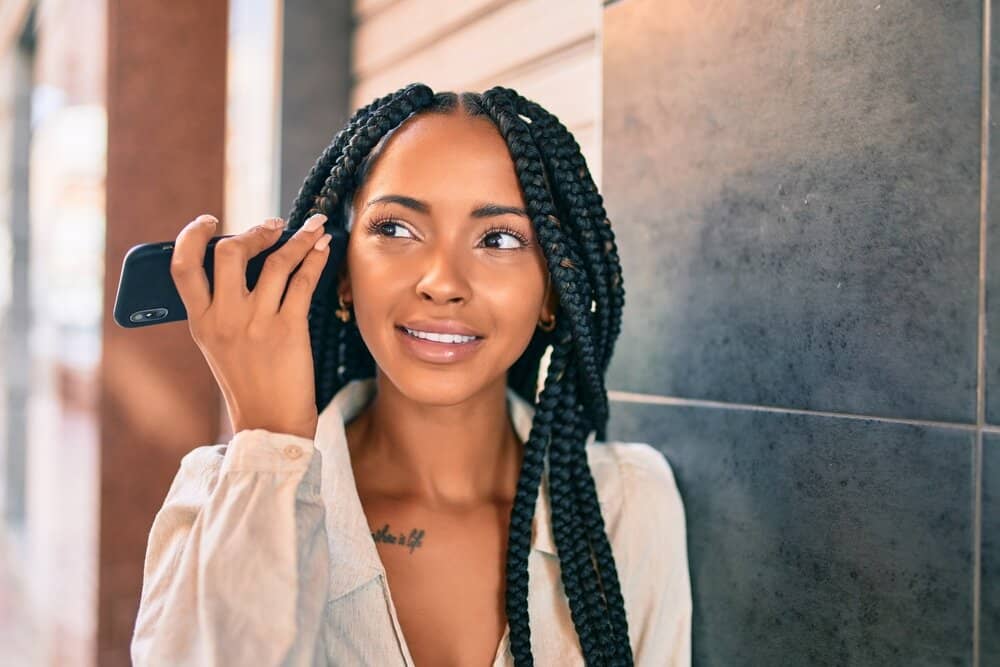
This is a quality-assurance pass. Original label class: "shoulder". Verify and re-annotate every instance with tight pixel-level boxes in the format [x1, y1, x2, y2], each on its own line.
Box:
[586, 442, 692, 661]
[584, 440, 688, 573]
[585, 440, 683, 513]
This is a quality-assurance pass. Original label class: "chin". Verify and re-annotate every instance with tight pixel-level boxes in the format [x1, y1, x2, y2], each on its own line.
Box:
[374, 355, 511, 408]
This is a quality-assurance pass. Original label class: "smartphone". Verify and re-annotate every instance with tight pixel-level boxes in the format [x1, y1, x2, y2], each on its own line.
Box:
[113, 227, 348, 328]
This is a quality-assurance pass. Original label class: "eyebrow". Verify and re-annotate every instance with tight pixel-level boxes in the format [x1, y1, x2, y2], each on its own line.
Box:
[364, 194, 528, 219]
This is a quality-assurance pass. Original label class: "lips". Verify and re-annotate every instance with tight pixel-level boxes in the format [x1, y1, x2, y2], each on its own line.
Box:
[395, 322, 485, 364]
[397, 319, 484, 338]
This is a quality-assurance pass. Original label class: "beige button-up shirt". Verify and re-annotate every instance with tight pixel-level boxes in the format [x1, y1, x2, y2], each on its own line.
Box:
[131, 377, 691, 666]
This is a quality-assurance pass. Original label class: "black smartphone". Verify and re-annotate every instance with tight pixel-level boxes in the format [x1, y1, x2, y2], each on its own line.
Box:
[113, 227, 348, 328]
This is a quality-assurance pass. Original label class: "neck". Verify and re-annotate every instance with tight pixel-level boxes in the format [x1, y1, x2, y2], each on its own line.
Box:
[345, 370, 523, 508]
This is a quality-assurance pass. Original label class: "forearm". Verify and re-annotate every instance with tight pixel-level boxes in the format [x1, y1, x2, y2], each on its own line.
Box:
[131, 429, 329, 666]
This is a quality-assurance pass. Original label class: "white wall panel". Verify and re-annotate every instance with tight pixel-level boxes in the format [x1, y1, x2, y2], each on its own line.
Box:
[351, 0, 603, 186]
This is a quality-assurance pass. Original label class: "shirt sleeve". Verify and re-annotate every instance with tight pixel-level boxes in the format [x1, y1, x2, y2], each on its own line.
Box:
[130, 428, 330, 667]
[619, 443, 692, 667]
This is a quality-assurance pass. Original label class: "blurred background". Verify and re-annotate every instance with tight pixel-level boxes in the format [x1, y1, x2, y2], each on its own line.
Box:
[0, 0, 996, 666]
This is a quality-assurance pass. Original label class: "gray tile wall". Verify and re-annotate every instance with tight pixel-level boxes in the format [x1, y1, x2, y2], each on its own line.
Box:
[601, 1, 994, 664]
[985, 434, 998, 665]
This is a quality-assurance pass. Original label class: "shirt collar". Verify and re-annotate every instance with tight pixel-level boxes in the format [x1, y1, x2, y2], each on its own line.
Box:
[314, 377, 570, 601]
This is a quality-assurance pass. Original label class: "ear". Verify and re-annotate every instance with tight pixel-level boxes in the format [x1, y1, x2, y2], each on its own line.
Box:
[336, 263, 353, 305]
[540, 272, 558, 320]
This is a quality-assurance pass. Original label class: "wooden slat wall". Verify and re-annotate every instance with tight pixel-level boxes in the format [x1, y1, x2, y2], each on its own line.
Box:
[351, 0, 603, 187]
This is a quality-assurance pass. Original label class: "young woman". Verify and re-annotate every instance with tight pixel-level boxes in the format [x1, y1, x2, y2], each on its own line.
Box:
[131, 84, 691, 666]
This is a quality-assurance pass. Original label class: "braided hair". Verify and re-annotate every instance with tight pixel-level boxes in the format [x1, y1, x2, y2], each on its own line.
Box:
[285, 83, 631, 666]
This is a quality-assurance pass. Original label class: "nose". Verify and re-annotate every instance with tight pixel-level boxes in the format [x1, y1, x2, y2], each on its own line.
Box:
[415, 247, 472, 305]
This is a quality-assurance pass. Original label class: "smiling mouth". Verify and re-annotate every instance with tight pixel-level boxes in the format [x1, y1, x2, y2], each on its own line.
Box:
[396, 325, 483, 344]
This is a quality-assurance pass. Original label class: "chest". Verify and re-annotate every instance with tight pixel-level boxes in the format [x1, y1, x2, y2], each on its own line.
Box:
[361, 494, 514, 666]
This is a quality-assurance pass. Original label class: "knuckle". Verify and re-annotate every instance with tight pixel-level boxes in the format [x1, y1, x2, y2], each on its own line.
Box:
[169, 255, 188, 276]
[214, 238, 241, 258]
[290, 272, 315, 290]
[245, 320, 270, 342]
[263, 254, 289, 273]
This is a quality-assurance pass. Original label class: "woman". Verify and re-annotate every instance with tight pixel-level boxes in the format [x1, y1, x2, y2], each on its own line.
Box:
[131, 83, 691, 666]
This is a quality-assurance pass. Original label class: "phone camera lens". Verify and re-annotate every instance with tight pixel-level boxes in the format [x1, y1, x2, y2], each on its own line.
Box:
[130, 308, 168, 323]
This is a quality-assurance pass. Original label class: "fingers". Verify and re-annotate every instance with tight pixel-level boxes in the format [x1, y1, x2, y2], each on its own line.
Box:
[251, 213, 328, 315]
[212, 217, 286, 303]
[279, 233, 333, 321]
[170, 214, 219, 319]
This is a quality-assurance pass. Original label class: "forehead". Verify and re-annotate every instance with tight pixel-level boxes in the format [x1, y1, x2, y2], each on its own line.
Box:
[355, 113, 525, 208]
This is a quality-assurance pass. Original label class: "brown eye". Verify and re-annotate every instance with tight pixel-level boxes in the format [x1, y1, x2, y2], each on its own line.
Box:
[480, 227, 529, 250]
[366, 218, 414, 239]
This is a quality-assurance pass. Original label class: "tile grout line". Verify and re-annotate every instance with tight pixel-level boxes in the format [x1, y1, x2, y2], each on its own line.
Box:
[974, 1, 990, 663]
[608, 389, 985, 431]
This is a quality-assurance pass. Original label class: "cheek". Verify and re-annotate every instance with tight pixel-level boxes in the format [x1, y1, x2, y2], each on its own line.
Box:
[345, 244, 409, 325]
[476, 264, 547, 357]
[482, 276, 542, 331]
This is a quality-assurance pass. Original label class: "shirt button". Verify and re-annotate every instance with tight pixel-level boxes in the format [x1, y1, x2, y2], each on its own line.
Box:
[283, 444, 303, 460]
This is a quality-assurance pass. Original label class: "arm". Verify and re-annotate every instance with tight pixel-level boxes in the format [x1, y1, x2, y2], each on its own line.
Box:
[620, 444, 692, 667]
[130, 428, 329, 666]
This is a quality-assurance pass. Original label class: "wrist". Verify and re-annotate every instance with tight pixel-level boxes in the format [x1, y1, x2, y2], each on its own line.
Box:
[231, 415, 318, 441]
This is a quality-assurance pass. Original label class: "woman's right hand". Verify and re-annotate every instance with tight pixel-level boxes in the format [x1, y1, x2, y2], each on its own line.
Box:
[170, 212, 332, 440]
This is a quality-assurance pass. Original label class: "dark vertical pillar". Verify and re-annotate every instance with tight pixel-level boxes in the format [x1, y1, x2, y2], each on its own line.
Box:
[100, 1, 228, 665]
[278, 0, 354, 215]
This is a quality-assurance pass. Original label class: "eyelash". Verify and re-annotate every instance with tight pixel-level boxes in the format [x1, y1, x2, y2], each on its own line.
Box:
[364, 214, 530, 249]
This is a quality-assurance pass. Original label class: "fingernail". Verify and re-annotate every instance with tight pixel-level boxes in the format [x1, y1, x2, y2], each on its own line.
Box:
[265, 217, 284, 230]
[313, 233, 332, 251]
[198, 214, 219, 225]
[303, 213, 328, 232]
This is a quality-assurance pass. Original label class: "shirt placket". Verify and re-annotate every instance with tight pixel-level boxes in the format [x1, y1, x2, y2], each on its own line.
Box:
[377, 571, 418, 666]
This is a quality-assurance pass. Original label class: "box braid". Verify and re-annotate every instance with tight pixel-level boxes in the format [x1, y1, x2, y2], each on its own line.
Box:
[512, 95, 625, 388]
[505, 91, 632, 661]
[284, 82, 631, 666]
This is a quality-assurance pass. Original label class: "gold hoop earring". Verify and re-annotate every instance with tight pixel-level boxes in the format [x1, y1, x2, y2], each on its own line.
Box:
[335, 294, 352, 323]
[538, 314, 556, 332]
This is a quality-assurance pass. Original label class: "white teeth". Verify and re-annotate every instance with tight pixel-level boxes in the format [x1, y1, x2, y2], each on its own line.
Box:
[403, 327, 478, 344]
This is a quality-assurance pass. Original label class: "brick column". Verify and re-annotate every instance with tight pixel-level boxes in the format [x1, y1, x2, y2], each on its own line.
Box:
[100, 2, 228, 664]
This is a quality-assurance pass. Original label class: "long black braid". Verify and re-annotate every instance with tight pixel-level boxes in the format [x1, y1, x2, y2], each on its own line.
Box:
[509, 91, 632, 660]
[285, 83, 631, 666]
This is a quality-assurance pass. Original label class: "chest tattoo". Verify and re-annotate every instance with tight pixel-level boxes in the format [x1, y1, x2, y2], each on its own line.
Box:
[371, 522, 426, 554]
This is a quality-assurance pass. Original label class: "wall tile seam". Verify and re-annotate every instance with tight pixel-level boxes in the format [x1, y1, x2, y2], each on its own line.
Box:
[608, 390, 986, 432]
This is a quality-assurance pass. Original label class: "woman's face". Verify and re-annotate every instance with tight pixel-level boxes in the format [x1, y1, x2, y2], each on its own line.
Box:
[338, 112, 555, 405]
